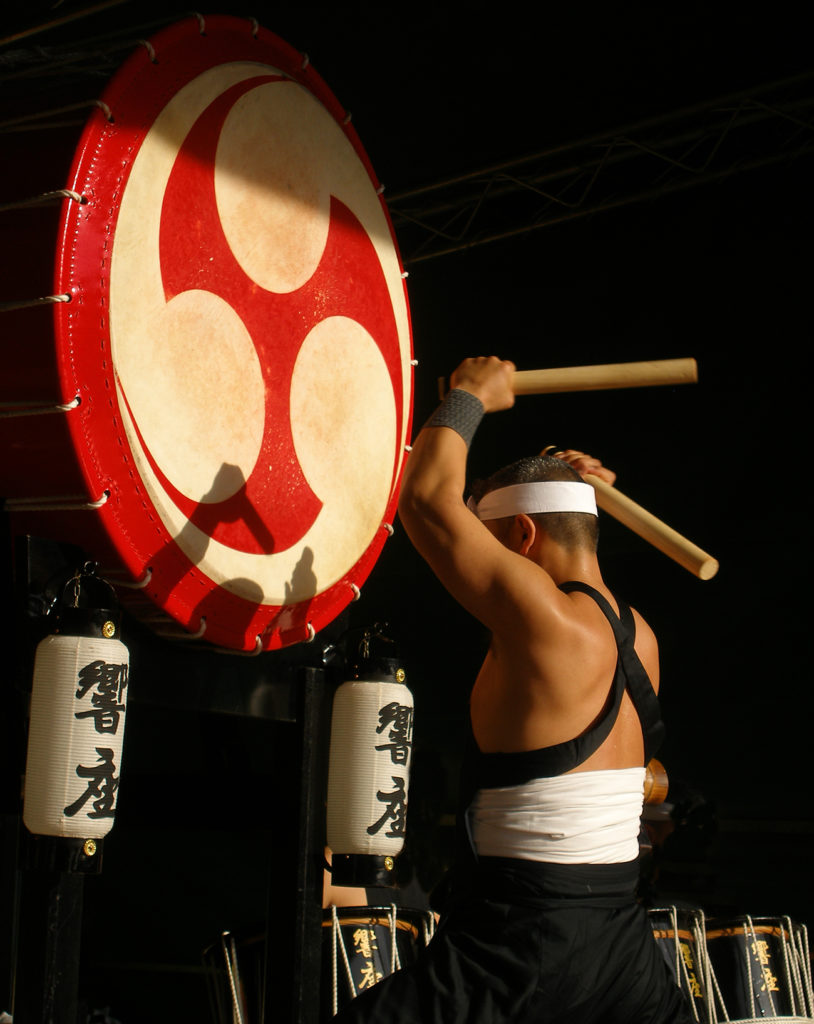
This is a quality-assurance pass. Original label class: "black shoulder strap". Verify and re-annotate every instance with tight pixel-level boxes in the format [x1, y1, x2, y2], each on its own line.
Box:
[559, 581, 664, 761]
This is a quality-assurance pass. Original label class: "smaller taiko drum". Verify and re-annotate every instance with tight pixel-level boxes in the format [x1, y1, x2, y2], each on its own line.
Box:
[322, 906, 435, 1018]
[705, 915, 813, 1020]
[649, 906, 713, 1022]
[203, 907, 435, 1022]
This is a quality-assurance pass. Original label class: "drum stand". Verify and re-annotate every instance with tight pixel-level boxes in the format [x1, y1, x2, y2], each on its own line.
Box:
[0, 532, 83, 1021]
[0, 527, 338, 1024]
[205, 665, 332, 1024]
[197, 663, 337, 1024]
[261, 667, 332, 1024]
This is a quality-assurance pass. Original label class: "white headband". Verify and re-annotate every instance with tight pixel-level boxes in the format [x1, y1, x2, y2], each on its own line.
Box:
[468, 481, 598, 521]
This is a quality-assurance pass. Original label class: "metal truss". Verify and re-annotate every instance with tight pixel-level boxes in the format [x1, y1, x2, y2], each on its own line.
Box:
[387, 71, 814, 265]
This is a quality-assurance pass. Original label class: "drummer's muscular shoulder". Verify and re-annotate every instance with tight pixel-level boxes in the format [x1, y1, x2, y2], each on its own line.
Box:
[501, 585, 659, 702]
[492, 583, 608, 688]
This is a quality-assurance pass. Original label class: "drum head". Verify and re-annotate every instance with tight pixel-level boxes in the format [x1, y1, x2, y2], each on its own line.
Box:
[50, 15, 412, 650]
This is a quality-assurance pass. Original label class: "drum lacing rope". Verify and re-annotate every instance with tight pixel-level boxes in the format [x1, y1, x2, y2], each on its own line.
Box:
[210, 635, 264, 657]
[693, 911, 716, 1024]
[96, 100, 114, 121]
[746, 916, 782, 1020]
[137, 39, 158, 64]
[349, 583, 361, 601]
[665, 907, 698, 1023]
[0, 189, 85, 213]
[185, 618, 207, 640]
[780, 914, 807, 1018]
[744, 917, 761, 1020]
[219, 930, 246, 1024]
[0, 100, 113, 131]
[0, 395, 80, 419]
[797, 922, 814, 1016]
[150, 615, 207, 641]
[388, 904, 401, 974]
[331, 905, 358, 1015]
[654, 906, 713, 1024]
[0, 294, 71, 313]
[702, 924, 729, 1023]
[3, 490, 109, 512]
[109, 568, 152, 590]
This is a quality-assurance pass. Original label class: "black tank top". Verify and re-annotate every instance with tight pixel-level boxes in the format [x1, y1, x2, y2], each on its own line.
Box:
[460, 580, 664, 807]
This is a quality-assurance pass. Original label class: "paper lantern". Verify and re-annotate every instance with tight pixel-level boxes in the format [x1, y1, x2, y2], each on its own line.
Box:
[23, 569, 129, 840]
[326, 659, 414, 887]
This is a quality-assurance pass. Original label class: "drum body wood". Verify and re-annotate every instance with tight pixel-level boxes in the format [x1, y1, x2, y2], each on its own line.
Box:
[0, 15, 413, 651]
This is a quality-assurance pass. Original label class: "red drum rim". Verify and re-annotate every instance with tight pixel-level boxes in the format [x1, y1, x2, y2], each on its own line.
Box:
[49, 15, 413, 651]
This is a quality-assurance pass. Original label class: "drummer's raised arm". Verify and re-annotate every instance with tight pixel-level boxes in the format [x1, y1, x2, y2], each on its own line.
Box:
[398, 356, 515, 546]
[397, 357, 557, 631]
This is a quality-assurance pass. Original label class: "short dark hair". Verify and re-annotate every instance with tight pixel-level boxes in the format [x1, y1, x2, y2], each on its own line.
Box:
[469, 455, 599, 551]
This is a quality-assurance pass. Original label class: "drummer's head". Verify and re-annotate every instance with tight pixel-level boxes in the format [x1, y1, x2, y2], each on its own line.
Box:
[468, 455, 599, 553]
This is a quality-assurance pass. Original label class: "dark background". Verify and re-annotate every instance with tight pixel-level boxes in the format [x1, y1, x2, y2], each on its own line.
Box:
[1, 1, 812, 1019]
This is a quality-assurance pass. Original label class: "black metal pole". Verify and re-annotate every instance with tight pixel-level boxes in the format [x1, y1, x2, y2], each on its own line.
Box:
[263, 665, 331, 1024]
[14, 866, 83, 1023]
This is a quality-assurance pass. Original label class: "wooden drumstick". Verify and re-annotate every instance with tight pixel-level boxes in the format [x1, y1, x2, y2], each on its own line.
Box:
[512, 358, 697, 395]
[437, 357, 697, 400]
[585, 473, 718, 580]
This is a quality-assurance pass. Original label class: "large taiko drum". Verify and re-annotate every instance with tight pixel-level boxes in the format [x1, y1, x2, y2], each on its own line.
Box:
[0, 15, 413, 651]
[705, 915, 814, 1021]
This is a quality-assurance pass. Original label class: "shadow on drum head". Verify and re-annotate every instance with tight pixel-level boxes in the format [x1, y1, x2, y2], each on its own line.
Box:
[113, 461, 314, 650]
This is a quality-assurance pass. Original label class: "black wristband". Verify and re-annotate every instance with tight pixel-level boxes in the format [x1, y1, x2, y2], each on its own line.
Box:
[425, 388, 484, 449]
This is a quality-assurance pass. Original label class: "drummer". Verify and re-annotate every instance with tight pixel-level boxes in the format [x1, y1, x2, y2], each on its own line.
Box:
[336, 356, 692, 1023]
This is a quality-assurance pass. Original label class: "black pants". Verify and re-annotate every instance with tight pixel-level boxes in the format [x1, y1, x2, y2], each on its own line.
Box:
[334, 858, 693, 1024]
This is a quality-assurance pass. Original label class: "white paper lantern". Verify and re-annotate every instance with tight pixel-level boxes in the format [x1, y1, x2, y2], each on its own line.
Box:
[326, 673, 414, 871]
[23, 633, 130, 839]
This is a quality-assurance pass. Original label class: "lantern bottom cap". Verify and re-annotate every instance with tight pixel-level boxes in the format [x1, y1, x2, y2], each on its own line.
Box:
[331, 853, 398, 888]
[22, 832, 104, 875]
